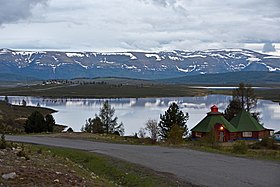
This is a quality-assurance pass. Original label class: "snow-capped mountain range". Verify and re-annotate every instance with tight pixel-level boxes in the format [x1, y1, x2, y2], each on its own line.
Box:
[0, 48, 279, 80]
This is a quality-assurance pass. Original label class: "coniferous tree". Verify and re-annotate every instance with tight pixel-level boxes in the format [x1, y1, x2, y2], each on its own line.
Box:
[22, 99, 27, 106]
[4, 96, 9, 104]
[84, 101, 124, 135]
[158, 102, 189, 140]
[225, 83, 259, 122]
[84, 116, 104, 133]
[224, 99, 242, 121]
[45, 114, 55, 132]
[24, 111, 46, 133]
[100, 101, 119, 134]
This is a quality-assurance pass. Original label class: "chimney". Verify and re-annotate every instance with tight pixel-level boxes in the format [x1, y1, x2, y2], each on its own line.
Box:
[211, 105, 218, 113]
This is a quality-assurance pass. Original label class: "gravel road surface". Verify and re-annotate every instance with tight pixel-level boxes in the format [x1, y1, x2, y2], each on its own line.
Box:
[6, 135, 280, 187]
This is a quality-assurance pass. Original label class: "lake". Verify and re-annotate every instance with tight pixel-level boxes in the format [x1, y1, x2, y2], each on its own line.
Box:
[2, 95, 280, 135]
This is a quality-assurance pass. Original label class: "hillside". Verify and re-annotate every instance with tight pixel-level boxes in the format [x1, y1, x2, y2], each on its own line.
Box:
[0, 101, 56, 133]
[1, 48, 279, 82]
[159, 71, 280, 85]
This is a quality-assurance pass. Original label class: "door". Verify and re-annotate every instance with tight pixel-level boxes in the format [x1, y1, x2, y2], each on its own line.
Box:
[219, 131, 224, 142]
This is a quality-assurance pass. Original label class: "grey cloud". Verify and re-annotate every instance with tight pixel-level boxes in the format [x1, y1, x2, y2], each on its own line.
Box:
[149, 0, 177, 7]
[140, 0, 176, 7]
[140, 0, 188, 16]
[0, 0, 279, 52]
[0, 0, 48, 25]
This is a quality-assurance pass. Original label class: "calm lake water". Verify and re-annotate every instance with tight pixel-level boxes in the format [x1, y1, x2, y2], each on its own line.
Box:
[2, 95, 280, 135]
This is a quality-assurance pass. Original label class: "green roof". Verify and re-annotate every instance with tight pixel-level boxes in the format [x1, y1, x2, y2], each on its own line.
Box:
[191, 114, 237, 132]
[230, 110, 265, 132]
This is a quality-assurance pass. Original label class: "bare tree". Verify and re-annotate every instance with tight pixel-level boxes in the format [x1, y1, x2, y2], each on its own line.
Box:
[233, 83, 257, 112]
[145, 119, 159, 143]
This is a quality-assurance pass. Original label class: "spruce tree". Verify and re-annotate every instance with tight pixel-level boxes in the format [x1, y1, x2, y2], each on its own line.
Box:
[24, 111, 46, 133]
[84, 116, 104, 133]
[99, 100, 118, 134]
[84, 101, 124, 135]
[225, 83, 259, 122]
[158, 102, 189, 140]
[4, 96, 9, 104]
[224, 99, 242, 121]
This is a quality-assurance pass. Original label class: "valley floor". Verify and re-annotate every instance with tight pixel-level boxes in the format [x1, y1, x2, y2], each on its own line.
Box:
[0, 82, 279, 101]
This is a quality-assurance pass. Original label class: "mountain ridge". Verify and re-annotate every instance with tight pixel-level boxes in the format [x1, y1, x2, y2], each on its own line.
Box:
[0, 48, 279, 81]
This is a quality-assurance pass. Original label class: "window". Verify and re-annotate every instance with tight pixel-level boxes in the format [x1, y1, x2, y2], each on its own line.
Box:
[242, 132, 252, 137]
[196, 132, 202, 137]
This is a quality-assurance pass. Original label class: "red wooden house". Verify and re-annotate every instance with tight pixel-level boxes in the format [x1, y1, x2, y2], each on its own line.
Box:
[191, 105, 273, 142]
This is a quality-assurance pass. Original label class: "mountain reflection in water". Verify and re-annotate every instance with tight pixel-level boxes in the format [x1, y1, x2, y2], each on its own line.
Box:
[2, 95, 279, 135]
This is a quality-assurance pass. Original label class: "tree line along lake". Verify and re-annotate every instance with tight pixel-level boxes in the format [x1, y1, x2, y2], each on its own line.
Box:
[1, 95, 279, 135]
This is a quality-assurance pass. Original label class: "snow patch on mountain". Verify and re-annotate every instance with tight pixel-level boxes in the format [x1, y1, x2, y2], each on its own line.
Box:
[176, 66, 195, 73]
[259, 63, 280, 72]
[100, 57, 115, 64]
[100, 52, 137, 60]
[52, 56, 59, 62]
[145, 54, 162, 61]
[263, 55, 280, 59]
[183, 54, 207, 58]
[74, 60, 88, 69]
[66, 52, 85, 58]
[168, 56, 183, 61]
[247, 57, 261, 62]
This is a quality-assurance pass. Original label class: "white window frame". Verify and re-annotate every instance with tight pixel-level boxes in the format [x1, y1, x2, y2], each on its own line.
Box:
[196, 132, 202, 137]
[242, 131, 252, 137]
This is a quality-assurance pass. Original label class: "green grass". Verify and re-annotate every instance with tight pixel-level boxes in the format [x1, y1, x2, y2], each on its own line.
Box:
[182, 141, 280, 161]
[32, 144, 186, 187]
[37, 133, 157, 145]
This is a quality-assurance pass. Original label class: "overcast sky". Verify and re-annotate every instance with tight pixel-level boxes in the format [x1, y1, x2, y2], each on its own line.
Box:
[0, 0, 279, 52]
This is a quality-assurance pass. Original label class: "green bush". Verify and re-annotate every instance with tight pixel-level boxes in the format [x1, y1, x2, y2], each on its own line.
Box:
[250, 137, 278, 150]
[232, 141, 248, 154]
[166, 124, 184, 145]
[24, 111, 55, 133]
[0, 134, 6, 149]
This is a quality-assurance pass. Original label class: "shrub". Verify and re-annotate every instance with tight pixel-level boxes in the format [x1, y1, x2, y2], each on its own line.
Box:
[16, 144, 30, 160]
[24, 111, 55, 133]
[0, 134, 6, 149]
[145, 119, 159, 143]
[250, 137, 278, 150]
[232, 141, 248, 154]
[166, 124, 184, 145]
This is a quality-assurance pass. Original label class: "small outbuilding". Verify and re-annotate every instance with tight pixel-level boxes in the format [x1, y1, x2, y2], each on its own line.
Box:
[274, 132, 280, 141]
